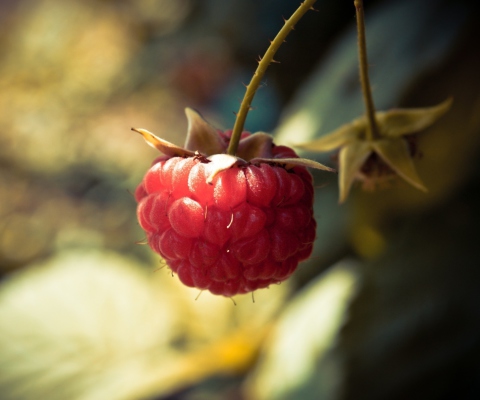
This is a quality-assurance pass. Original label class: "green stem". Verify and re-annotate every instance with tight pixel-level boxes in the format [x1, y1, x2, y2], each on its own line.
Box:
[354, 0, 379, 141]
[227, 0, 318, 156]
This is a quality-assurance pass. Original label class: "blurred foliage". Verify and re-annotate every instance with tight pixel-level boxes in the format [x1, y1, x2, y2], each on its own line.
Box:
[0, 0, 479, 399]
[0, 250, 287, 399]
[246, 260, 359, 400]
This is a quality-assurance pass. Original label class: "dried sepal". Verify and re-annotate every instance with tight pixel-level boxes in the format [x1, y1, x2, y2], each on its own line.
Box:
[339, 141, 372, 203]
[184, 108, 225, 155]
[131, 128, 196, 158]
[205, 154, 247, 183]
[295, 98, 452, 202]
[251, 157, 335, 172]
[296, 119, 362, 152]
[134, 108, 334, 188]
[377, 98, 453, 138]
[371, 138, 427, 192]
[235, 132, 274, 160]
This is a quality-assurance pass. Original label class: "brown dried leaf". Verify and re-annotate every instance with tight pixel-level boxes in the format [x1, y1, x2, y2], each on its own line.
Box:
[184, 108, 226, 155]
[131, 128, 196, 157]
[236, 132, 274, 160]
[250, 157, 335, 172]
[205, 154, 247, 184]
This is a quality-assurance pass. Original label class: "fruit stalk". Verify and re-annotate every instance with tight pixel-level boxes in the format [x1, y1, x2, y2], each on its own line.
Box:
[354, 0, 379, 141]
[227, 0, 318, 156]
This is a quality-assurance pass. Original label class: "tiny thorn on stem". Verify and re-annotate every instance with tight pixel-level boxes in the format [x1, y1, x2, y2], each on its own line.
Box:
[227, 0, 319, 156]
[271, 59, 281, 64]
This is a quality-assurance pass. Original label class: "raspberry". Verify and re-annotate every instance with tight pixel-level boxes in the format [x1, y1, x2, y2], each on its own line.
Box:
[137, 154, 315, 297]
[133, 109, 332, 297]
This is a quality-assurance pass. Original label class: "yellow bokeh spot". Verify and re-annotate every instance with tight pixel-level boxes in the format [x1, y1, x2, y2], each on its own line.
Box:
[351, 224, 386, 259]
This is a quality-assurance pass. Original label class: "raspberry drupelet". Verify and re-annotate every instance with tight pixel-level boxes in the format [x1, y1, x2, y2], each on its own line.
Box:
[134, 109, 332, 297]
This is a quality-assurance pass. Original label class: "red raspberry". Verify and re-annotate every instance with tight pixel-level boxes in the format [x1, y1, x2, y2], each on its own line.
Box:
[133, 109, 332, 297]
[136, 153, 314, 297]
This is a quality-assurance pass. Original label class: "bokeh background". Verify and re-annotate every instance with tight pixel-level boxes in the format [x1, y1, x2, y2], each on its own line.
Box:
[1, 0, 480, 399]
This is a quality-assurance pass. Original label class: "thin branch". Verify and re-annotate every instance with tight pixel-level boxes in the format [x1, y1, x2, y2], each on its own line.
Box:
[355, 0, 379, 140]
[227, 0, 318, 155]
